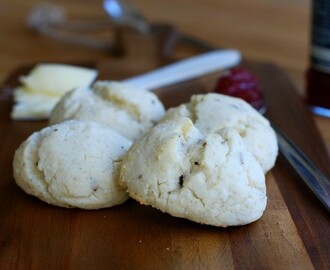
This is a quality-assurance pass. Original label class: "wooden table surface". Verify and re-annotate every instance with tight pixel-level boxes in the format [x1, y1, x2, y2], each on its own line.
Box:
[1, 0, 330, 269]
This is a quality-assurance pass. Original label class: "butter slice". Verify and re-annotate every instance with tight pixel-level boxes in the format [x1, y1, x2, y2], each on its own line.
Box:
[11, 64, 98, 120]
[11, 87, 59, 120]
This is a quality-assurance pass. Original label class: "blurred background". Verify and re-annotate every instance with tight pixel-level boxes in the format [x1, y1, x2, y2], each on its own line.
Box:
[0, 0, 310, 94]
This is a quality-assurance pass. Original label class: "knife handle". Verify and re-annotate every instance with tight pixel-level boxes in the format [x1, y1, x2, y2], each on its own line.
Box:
[275, 127, 330, 213]
[121, 49, 241, 90]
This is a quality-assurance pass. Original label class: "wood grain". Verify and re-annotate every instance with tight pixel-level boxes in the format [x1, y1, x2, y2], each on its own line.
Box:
[0, 29, 329, 270]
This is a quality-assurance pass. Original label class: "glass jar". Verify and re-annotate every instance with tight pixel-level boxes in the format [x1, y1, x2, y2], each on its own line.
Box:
[306, 0, 330, 117]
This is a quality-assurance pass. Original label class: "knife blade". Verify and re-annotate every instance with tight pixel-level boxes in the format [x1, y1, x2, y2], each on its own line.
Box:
[274, 126, 330, 212]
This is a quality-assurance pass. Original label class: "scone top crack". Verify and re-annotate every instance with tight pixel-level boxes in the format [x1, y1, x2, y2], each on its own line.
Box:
[93, 81, 163, 123]
[119, 117, 267, 227]
[161, 93, 278, 173]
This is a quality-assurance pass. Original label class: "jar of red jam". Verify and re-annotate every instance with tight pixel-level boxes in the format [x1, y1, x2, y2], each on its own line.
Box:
[306, 0, 330, 117]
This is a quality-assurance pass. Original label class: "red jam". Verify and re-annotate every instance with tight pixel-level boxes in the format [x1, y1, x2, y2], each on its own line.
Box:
[213, 67, 266, 111]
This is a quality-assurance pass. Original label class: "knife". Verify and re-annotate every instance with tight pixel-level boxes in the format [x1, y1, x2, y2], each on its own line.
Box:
[274, 126, 330, 212]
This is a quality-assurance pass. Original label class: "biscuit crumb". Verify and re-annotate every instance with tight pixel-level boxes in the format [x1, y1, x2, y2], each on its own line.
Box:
[179, 175, 184, 187]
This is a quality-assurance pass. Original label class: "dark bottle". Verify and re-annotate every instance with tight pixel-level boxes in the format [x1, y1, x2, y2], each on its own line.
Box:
[306, 0, 330, 117]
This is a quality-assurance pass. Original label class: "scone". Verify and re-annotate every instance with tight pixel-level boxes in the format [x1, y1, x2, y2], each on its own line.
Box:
[161, 93, 278, 173]
[49, 81, 165, 141]
[13, 120, 132, 209]
[119, 117, 267, 227]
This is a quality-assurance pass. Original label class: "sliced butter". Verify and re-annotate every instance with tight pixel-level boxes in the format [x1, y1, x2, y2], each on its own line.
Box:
[11, 87, 59, 120]
[11, 63, 98, 120]
[20, 64, 98, 96]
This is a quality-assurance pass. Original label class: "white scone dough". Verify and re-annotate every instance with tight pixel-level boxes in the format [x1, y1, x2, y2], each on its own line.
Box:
[119, 117, 267, 227]
[49, 81, 165, 141]
[13, 120, 132, 209]
[161, 93, 278, 173]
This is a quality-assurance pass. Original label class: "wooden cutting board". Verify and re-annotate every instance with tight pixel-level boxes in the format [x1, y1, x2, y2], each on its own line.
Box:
[0, 28, 329, 270]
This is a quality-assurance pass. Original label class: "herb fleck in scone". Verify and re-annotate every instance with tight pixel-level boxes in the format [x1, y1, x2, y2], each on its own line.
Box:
[50, 81, 165, 141]
[119, 117, 267, 227]
[161, 93, 278, 173]
[13, 120, 131, 209]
